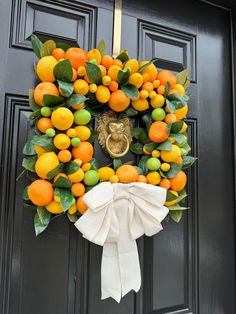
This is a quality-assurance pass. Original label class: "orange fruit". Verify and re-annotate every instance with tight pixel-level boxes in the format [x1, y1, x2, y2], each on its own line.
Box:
[86, 49, 102, 65]
[35, 152, 59, 179]
[58, 150, 72, 163]
[168, 88, 178, 95]
[165, 113, 177, 124]
[77, 66, 86, 76]
[65, 47, 87, 69]
[98, 167, 115, 181]
[37, 117, 53, 133]
[173, 84, 185, 96]
[101, 55, 114, 68]
[113, 58, 123, 68]
[28, 179, 54, 206]
[157, 85, 165, 95]
[46, 201, 64, 214]
[159, 178, 171, 189]
[116, 165, 138, 183]
[150, 94, 165, 108]
[139, 90, 149, 99]
[146, 171, 161, 185]
[137, 175, 147, 183]
[176, 156, 183, 165]
[109, 80, 119, 92]
[141, 82, 153, 92]
[52, 48, 65, 61]
[165, 190, 178, 206]
[174, 105, 188, 120]
[71, 182, 85, 197]
[34, 82, 59, 106]
[98, 64, 107, 77]
[75, 126, 91, 141]
[128, 73, 143, 88]
[53, 173, 68, 182]
[77, 195, 88, 214]
[157, 70, 177, 87]
[74, 79, 89, 95]
[131, 98, 149, 111]
[125, 59, 139, 74]
[148, 121, 169, 143]
[81, 163, 91, 172]
[108, 90, 130, 112]
[107, 65, 121, 81]
[153, 80, 161, 88]
[95, 85, 110, 103]
[72, 141, 93, 163]
[169, 170, 187, 191]
[51, 107, 74, 130]
[139, 61, 158, 82]
[36, 56, 57, 82]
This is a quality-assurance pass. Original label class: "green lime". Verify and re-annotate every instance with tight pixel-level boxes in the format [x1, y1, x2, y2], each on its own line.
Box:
[83, 170, 99, 186]
[71, 137, 81, 147]
[151, 108, 166, 121]
[180, 148, 188, 156]
[74, 109, 91, 125]
[40, 106, 52, 117]
[147, 157, 161, 171]
[45, 128, 55, 137]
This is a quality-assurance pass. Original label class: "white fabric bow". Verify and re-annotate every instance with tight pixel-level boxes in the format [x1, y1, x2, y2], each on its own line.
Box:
[74, 182, 168, 302]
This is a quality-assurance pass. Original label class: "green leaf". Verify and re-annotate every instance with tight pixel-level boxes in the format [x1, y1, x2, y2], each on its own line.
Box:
[22, 186, 29, 201]
[87, 130, 98, 143]
[40, 40, 56, 57]
[166, 190, 178, 202]
[22, 156, 37, 172]
[142, 113, 153, 131]
[134, 166, 144, 175]
[168, 93, 186, 106]
[29, 109, 41, 119]
[169, 210, 183, 223]
[113, 159, 122, 171]
[168, 204, 189, 211]
[29, 89, 40, 111]
[176, 69, 189, 85]
[129, 143, 143, 154]
[47, 163, 64, 180]
[86, 62, 102, 84]
[138, 58, 158, 73]
[181, 143, 191, 155]
[53, 59, 73, 82]
[164, 82, 171, 97]
[34, 208, 51, 236]
[165, 163, 182, 179]
[116, 51, 129, 63]
[171, 121, 184, 133]
[166, 99, 176, 113]
[159, 169, 167, 178]
[60, 189, 74, 212]
[53, 176, 72, 188]
[85, 106, 100, 117]
[177, 189, 187, 203]
[57, 80, 74, 98]
[90, 158, 99, 171]
[131, 128, 149, 145]
[23, 138, 36, 156]
[31, 34, 43, 58]
[125, 106, 138, 117]
[24, 203, 37, 211]
[121, 84, 139, 99]
[158, 139, 172, 151]
[97, 39, 106, 56]
[31, 135, 56, 152]
[67, 212, 78, 222]
[182, 156, 197, 169]
[170, 133, 186, 145]
[66, 94, 88, 107]
[143, 142, 158, 153]
[118, 68, 130, 85]
[184, 79, 190, 89]
[138, 155, 149, 174]
[43, 94, 64, 107]
[65, 161, 80, 175]
[56, 42, 71, 51]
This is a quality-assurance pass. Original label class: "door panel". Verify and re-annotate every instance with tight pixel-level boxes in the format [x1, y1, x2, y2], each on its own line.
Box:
[0, 0, 235, 314]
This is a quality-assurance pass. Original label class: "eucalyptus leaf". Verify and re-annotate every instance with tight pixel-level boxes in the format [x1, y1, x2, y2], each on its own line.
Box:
[60, 189, 74, 212]
[65, 161, 80, 175]
[31, 34, 43, 58]
[47, 163, 64, 180]
[53, 59, 73, 82]
[118, 68, 130, 85]
[182, 156, 197, 169]
[131, 128, 149, 145]
[169, 210, 183, 223]
[97, 39, 106, 56]
[43, 94, 64, 107]
[40, 40, 56, 57]
[120, 84, 139, 99]
[67, 94, 88, 107]
[57, 80, 74, 98]
[86, 62, 102, 84]
[113, 159, 122, 171]
[158, 139, 172, 151]
[116, 51, 129, 63]
[29, 89, 40, 111]
[129, 142, 143, 154]
[22, 156, 37, 172]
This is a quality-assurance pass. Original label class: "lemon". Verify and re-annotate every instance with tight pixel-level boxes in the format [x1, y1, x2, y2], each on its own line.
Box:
[68, 168, 84, 183]
[161, 144, 181, 162]
[53, 134, 70, 150]
[34, 144, 46, 156]
[98, 167, 115, 181]
[74, 79, 89, 95]
[128, 73, 143, 88]
[165, 190, 178, 206]
[36, 56, 57, 82]
[51, 107, 74, 130]
[95, 85, 110, 103]
[131, 99, 149, 111]
[124, 59, 139, 74]
[35, 152, 59, 179]
[46, 201, 63, 214]
[150, 94, 165, 108]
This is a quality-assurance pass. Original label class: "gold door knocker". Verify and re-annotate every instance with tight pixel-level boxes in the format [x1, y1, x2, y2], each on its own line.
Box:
[97, 111, 132, 158]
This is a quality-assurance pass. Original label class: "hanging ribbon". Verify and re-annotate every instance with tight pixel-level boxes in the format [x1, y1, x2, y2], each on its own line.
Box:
[112, 0, 122, 58]
[75, 182, 168, 302]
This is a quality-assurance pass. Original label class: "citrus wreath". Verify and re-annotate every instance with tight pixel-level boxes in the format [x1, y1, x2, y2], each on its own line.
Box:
[21, 35, 196, 236]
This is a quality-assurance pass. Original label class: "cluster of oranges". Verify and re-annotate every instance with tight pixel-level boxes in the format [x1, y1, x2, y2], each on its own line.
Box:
[24, 40, 191, 224]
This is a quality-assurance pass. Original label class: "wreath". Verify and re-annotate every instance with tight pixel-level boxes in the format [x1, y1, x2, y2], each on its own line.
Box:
[21, 35, 196, 237]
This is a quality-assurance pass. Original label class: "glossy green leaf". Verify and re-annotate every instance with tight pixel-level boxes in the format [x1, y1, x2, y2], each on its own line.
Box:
[125, 106, 138, 117]
[57, 80, 74, 98]
[134, 166, 144, 175]
[168, 204, 189, 211]
[166, 190, 178, 202]
[184, 79, 190, 89]
[138, 58, 158, 73]
[164, 82, 171, 97]
[43, 94, 64, 107]
[24, 203, 37, 211]
[129, 142, 143, 154]
[65, 161, 80, 175]
[22, 156, 37, 172]
[176, 69, 189, 85]
[158, 139, 172, 151]
[34, 208, 51, 236]
[53, 176, 72, 188]
[181, 143, 191, 155]
[171, 121, 184, 133]
[116, 51, 129, 63]
[47, 163, 65, 180]
[138, 155, 149, 174]
[169, 210, 183, 223]
[177, 189, 187, 203]
[60, 188, 74, 212]
[56, 42, 71, 51]
[86, 62, 102, 84]
[118, 68, 130, 85]
[168, 93, 186, 106]
[182, 156, 197, 169]
[113, 159, 122, 171]
[142, 113, 153, 131]
[53, 59, 73, 82]
[29, 89, 40, 111]
[121, 84, 139, 99]
[22, 186, 29, 201]
[97, 39, 106, 56]
[87, 130, 98, 143]
[31, 135, 56, 151]
[170, 133, 186, 145]
[166, 99, 176, 113]
[29, 109, 41, 119]
[67, 212, 78, 222]
[143, 142, 158, 153]
[66, 94, 88, 107]
[165, 163, 182, 179]
[31, 34, 43, 58]
[131, 128, 149, 145]
[90, 158, 99, 171]
[40, 40, 56, 57]
[23, 138, 36, 156]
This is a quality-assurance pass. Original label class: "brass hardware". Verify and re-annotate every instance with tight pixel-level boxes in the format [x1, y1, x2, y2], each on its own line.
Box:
[112, 0, 122, 58]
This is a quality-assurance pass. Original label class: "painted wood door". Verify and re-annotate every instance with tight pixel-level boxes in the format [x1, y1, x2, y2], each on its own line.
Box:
[0, 0, 235, 313]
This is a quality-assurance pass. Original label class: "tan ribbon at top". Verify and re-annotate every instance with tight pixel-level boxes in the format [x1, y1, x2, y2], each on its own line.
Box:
[112, 0, 122, 58]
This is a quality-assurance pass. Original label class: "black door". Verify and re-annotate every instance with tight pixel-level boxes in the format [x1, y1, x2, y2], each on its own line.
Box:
[0, 0, 235, 314]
